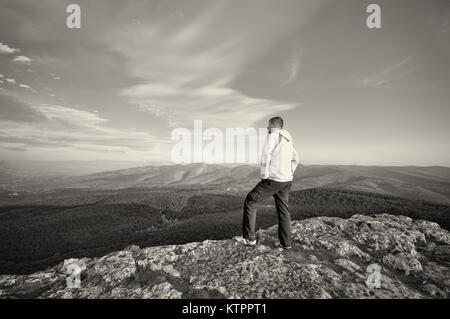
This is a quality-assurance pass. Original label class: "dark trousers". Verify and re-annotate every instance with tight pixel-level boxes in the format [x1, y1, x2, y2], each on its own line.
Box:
[243, 179, 292, 247]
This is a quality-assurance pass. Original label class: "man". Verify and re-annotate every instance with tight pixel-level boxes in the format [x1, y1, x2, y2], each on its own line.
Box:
[236, 116, 299, 249]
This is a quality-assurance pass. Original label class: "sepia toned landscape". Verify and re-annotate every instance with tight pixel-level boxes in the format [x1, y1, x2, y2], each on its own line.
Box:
[0, 0, 449, 301]
[1, 162, 449, 278]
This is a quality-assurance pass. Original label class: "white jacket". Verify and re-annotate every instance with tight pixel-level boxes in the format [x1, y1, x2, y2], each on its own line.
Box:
[260, 129, 299, 182]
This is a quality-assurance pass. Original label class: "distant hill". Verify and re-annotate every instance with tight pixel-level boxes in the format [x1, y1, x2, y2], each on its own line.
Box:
[3, 163, 449, 204]
[294, 165, 450, 204]
[0, 160, 151, 179]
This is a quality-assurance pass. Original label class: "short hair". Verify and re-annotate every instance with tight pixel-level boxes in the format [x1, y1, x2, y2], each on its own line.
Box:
[269, 116, 284, 128]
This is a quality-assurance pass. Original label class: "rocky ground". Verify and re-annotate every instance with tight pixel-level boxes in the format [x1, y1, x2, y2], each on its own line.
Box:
[0, 214, 449, 299]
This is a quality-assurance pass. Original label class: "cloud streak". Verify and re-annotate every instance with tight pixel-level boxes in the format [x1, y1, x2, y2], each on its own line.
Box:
[0, 42, 20, 54]
[361, 50, 418, 89]
[0, 93, 168, 161]
[12, 55, 32, 64]
[110, 1, 303, 129]
[280, 40, 303, 87]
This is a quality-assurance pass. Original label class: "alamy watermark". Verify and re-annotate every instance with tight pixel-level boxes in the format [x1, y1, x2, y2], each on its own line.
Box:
[65, 260, 85, 289]
[366, 263, 381, 289]
[65, 4, 381, 30]
[171, 120, 269, 164]
[366, 4, 382, 29]
[66, 4, 81, 29]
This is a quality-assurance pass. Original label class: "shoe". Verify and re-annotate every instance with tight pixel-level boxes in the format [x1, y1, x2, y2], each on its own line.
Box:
[235, 236, 257, 246]
[275, 243, 292, 250]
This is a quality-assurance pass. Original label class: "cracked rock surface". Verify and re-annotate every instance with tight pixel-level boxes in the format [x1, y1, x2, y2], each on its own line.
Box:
[0, 214, 449, 298]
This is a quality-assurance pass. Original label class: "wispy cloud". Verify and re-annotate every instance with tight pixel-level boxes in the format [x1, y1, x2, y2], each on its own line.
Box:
[0, 93, 46, 122]
[111, 1, 301, 129]
[0, 93, 168, 161]
[5, 78, 16, 84]
[280, 40, 303, 87]
[19, 83, 36, 93]
[12, 55, 32, 64]
[0, 42, 20, 54]
[360, 50, 418, 89]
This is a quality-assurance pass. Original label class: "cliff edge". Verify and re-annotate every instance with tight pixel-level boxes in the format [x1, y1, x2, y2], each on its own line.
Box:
[1, 214, 449, 299]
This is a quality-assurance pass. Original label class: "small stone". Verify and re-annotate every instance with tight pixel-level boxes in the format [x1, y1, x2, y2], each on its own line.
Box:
[335, 258, 361, 272]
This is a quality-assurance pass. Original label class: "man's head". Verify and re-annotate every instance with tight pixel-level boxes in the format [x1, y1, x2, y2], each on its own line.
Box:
[267, 116, 284, 133]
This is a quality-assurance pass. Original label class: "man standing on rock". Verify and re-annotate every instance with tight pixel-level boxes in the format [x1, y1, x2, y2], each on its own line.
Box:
[236, 116, 299, 249]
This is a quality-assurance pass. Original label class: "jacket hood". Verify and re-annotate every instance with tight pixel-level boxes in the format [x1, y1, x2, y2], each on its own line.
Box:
[278, 129, 292, 142]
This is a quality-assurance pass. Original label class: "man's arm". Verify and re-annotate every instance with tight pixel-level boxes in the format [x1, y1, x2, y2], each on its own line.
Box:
[260, 133, 276, 179]
[291, 147, 299, 174]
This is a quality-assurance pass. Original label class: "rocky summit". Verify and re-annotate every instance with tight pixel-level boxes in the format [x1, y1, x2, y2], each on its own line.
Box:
[0, 214, 449, 299]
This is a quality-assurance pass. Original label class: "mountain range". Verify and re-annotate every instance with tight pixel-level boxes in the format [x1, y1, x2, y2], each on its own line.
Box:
[2, 162, 449, 204]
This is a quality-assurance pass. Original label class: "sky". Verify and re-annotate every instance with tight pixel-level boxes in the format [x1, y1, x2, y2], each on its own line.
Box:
[0, 0, 449, 167]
